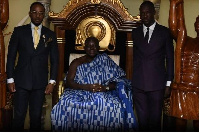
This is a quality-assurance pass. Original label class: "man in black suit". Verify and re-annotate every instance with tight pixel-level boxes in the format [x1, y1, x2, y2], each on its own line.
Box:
[132, 1, 174, 131]
[6, 2, 59, 131]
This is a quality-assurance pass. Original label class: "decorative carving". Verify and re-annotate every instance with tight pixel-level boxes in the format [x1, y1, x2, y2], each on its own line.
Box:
[0, 0, 9, 129]
[85, 21, 106, 41]
[168, 0, 199, 122]
[49, 0, 138, 21]
[75, 16, 115, 51]
[91, 0, 101, 4]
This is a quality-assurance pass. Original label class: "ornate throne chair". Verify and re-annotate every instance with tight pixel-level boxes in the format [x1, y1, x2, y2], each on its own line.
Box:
[49, 0, 140, 106]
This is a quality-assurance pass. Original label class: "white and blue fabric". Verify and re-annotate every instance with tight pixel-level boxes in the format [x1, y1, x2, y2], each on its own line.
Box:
[51, 53, 138, 131]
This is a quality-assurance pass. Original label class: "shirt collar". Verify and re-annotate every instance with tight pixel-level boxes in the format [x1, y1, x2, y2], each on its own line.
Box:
[31, 22, 42, 29]
[143, 21, 156, 31]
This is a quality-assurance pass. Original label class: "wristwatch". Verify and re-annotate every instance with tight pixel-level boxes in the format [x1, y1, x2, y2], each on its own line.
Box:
[105, 86, 109, 91]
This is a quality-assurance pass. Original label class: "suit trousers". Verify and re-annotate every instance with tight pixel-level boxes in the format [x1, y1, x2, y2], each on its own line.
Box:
[12, 86, 45, 131]
[133, 88, 164, 131]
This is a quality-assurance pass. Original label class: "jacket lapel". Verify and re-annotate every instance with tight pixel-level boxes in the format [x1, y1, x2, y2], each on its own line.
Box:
[138, 26, 147, 46]
[146, 23, 164, 55]
[148, 23, 159, 45]
[144, 23, 160, 55]
[25, 24, 35, 53]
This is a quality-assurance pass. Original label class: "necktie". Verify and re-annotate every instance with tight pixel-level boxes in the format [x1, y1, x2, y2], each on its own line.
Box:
[34, 26, 39, 49]
[144, 27, 149, 43]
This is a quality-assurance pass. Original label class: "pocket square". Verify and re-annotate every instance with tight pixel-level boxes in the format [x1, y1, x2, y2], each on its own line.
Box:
[42, 35, 53, 47]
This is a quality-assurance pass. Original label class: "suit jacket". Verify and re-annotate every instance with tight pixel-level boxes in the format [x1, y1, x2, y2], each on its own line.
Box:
[6, 24, 59, 90]
[132, 23, 174, 91]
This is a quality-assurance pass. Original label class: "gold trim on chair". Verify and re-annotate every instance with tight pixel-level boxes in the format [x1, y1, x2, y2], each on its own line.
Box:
[49, 0, 139, 22]
[57, 38, 66, 44]
[75, 16, 116, 51]
[126, 41, 133, 47]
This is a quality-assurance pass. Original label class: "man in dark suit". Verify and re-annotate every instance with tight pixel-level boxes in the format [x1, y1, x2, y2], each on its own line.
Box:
[132, 1, 174, 131]
[6, 2, 59, 131]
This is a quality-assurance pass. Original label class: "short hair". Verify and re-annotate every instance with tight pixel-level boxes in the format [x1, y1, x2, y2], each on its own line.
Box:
[30, 2, 45, 11]
[85, 37, 99, 46]
[139, 1, 155, 12]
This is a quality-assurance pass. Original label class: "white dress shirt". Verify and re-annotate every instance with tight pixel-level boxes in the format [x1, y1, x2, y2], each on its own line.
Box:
[143, 22, 156, 43]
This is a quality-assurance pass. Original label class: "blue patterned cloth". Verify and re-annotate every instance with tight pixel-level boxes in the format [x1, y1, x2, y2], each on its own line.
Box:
[51, 53, 138, 131]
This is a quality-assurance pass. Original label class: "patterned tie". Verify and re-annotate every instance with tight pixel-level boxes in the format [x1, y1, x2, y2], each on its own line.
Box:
[34, 26, 39, 49]
[144, 27, 149, 43]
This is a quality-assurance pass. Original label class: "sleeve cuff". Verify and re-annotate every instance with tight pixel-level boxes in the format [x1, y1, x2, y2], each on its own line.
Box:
[49, 79, 56, 84]
[166, 81, 171, 87]
[7, 78, 14, 83]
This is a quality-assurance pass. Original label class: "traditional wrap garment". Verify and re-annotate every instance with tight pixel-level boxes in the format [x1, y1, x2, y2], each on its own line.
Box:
[51, 53, 137, 131]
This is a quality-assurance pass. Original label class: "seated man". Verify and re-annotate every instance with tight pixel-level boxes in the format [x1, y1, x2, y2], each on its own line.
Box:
[51, 37, 137, 131]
